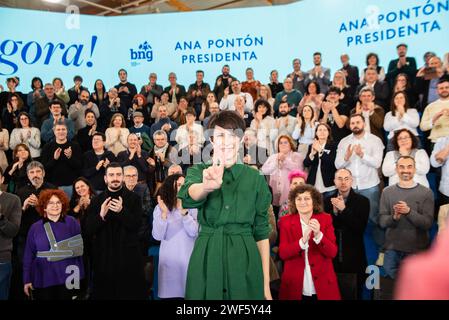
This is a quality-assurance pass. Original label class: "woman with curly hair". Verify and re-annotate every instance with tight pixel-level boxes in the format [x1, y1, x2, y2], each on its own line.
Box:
[152, 174, 198, 299]
[23, 189, 84, 300]
[278, 184, 340, 300]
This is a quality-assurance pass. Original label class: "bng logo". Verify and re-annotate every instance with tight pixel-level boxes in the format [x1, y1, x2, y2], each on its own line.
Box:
[130, 41, 153, 66]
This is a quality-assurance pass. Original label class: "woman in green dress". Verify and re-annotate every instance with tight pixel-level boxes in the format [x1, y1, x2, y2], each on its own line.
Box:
[178, 110, 272, 300]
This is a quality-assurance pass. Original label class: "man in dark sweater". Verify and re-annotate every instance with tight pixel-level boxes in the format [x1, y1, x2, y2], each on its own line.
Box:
[379, 155, 434, 280]
[386, 43, 417, 87]
[0, 167, 22, 300]
[41, 121, 82, 198]
[114, 69, 137, 111]
[82, 132, 116, 192]
[324, 168, 369, 300]
[12, 161, 56, 300]
[149, 105, 178, 144]
[86, 162, 145, 300]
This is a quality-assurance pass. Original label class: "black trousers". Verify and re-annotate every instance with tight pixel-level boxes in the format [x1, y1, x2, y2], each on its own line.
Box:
[33, 284, 79, 300]
[302, 294, 317, 301]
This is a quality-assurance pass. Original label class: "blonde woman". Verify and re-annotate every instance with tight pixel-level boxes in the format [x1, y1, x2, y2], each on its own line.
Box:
[105, 113, 129, 156]
[257, 84, 275, 109]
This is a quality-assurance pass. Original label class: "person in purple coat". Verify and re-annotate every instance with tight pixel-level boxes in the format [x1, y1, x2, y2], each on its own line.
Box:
[23, 189, 84, 300]
[152, 174, 198, 299]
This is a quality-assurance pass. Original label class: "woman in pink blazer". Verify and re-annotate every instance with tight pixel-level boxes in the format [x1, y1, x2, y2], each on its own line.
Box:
[278, 184, 341, 300]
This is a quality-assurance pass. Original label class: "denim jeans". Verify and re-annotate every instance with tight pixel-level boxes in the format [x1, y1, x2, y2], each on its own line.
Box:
[384, 250, 410, 279]
[0, 261, 12, 300]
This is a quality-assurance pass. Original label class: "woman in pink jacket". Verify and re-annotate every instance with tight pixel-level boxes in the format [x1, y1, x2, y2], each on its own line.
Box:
[261, 135, 304, 215]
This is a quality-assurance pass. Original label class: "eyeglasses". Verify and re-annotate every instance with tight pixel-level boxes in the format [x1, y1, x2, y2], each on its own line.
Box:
[47, 201, 62, 207]
[397, 136, 411, 141]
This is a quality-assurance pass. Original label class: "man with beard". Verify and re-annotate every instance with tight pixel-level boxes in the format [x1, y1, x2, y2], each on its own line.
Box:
[307, 52, 332, 94]
[86, 162, 145, 300]
[114, 69, 138, 111]
[420, 77, 449, 144]
[275, 101, 296, 137]
[386, 43, 417, 87]
[213, 64, 237, 103]
[273, 78, 303, 117]
[379, 156, 434, 280]
[68, 89, 100, 132]
[11, 161, 56, 299]
[335, 114, 384, 270]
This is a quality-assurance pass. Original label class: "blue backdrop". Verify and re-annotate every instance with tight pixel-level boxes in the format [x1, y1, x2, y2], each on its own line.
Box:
[0, 0, 448, 91]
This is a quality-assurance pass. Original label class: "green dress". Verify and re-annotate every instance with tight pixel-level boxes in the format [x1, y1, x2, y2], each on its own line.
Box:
[178, 163, 272, 300]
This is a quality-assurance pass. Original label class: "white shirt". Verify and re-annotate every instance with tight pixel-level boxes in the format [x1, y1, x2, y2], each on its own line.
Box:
[431, 136, 449, 197]
[335, 132, 384, 190]
[175, 123, 205, 150]
[298, 218, 323, 297]
[292, 122, 318, 145]
[383, 109, 420, 140]
[219, 93, 254, 112]
[382, 149, 430, 187]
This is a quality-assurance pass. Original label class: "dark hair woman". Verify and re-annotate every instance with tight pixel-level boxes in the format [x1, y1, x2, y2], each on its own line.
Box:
[278, 184, 340, 300]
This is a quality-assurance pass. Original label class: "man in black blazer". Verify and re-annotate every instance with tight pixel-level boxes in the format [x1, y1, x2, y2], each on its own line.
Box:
[323, 168, 370, 300]
[355, 67, 390, 112]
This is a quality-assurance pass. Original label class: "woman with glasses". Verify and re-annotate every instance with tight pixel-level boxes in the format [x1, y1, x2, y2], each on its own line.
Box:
[23, 189, 84, 300]
[9, 112, 41, 159]
[178, 111, 273, 300]
[382, 128, 430, 187]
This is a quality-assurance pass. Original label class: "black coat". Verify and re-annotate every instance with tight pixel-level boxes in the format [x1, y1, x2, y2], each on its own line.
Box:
[303, 142, 337, 188]
[355, 81, 390, 112]
[323, 189, 369, 274]
[86, 187, 146, 300]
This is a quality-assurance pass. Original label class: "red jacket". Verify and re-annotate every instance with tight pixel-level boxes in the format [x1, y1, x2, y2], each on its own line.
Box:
[278, 212, 341, 300]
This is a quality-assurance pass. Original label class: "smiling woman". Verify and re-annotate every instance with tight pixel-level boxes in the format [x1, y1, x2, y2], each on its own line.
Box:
[22, 189, 84, 300]
[178, 110, 273, 300]
[278, 184, 341, 300]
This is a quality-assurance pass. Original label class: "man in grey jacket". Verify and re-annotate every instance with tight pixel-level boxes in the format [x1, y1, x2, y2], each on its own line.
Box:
[0, 167, 22, 300]
[68, 89, 99, 132]
[379, 155, 434, 279]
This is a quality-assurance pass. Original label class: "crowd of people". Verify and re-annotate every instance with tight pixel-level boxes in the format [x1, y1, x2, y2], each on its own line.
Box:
[0, 43, 449, 300]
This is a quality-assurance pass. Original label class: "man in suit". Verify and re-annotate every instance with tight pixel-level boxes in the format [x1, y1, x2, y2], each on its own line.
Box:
[307, 52, 331, 94]
[323, 168, 369, 300]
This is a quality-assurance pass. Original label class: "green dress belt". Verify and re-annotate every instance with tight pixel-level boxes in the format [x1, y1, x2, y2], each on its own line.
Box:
[198, 224, 254, 299]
